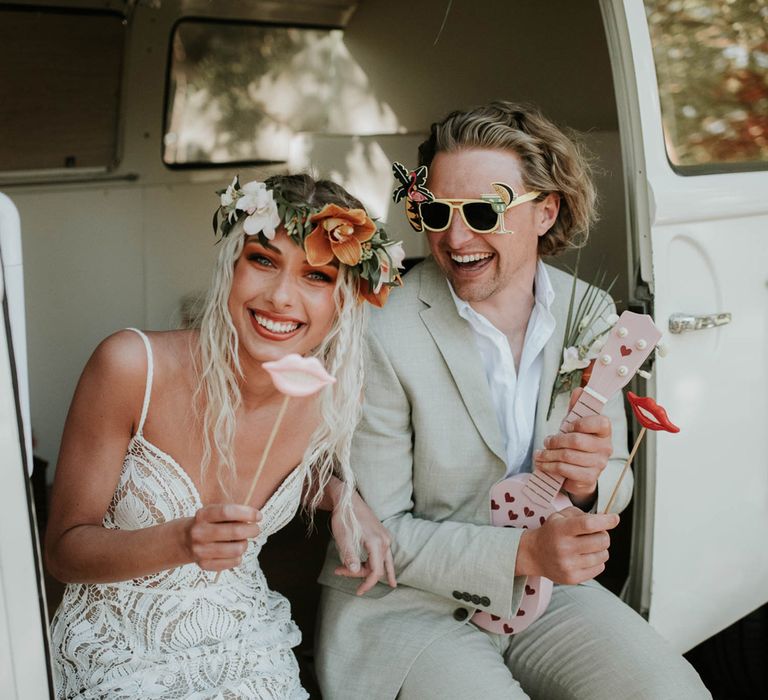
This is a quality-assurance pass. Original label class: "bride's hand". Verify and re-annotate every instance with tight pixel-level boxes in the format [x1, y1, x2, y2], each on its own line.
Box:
[332, 492, 397, 596]
[183, 504, 262, 571]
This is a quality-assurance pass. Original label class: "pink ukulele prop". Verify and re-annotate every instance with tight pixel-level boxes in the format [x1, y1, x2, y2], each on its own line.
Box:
[213, 354, 335, 581]
[472, 311, 662, 635]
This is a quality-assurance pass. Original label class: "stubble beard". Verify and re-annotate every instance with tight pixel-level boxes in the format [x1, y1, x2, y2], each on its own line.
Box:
[440, 256, 501, 304]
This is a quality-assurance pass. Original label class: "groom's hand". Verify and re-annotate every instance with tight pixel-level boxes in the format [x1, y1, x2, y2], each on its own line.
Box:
[534, 388, 613, 508]
[515, 506, 619, 584]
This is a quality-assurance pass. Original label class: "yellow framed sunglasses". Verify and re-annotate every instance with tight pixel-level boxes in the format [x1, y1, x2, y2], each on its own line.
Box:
[418, 190, 541, 234]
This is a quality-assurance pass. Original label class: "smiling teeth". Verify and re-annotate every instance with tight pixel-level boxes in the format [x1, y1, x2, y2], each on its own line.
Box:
[450, 252, 493, 263]
[253, 313, 300, 334]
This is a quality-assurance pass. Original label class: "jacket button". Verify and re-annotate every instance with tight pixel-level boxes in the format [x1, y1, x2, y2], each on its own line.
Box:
[462, 592, 471, 602]
[480, 596, 491, 607]
[453, 607, 469, 621]
[471, 595, 481, 605]
[452, 590, 462, 600]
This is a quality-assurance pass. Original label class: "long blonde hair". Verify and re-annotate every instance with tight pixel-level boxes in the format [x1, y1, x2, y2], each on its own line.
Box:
[193, 174, 367, 540]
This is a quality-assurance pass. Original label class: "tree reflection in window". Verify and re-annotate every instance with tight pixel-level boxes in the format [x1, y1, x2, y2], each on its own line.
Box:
[164, 21, 399, 166]
[645, 0, 768, 169]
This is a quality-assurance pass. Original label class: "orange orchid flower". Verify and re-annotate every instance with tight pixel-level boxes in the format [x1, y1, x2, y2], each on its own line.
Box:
[305, 204, 377, 267]
[358, 279, 391, 308]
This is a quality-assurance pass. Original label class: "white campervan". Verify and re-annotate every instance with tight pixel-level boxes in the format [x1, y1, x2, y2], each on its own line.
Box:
[1, 1, 766, 697]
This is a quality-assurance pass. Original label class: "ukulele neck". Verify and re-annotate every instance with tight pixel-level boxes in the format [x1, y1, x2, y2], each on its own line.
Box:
[523, 387, 607, 507]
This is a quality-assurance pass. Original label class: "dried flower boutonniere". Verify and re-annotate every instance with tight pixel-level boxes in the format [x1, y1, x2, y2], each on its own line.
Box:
[547, 249, 619, 419]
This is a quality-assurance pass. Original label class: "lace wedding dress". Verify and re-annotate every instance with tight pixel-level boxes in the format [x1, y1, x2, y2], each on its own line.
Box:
[51, 329, 309, 699]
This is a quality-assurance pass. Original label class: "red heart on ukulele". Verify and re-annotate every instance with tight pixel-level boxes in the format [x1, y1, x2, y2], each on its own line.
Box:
[524, 507, 534, 517]
[491, 500, 499, 510]
[508, 510, 519, 520]
[539, 516, 546, 525]
[504, 493, 515, 503]
[503, 624, 514, 634]
[525, 584, 536, 595]
[490, 614, 500, 621]
[620, 345, 632, 357]
[516, 609, 526, 616]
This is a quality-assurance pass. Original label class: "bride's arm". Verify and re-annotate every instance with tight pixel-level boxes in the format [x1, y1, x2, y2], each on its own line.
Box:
[316, 476, 397, 595]
[45, 332, 260, 584]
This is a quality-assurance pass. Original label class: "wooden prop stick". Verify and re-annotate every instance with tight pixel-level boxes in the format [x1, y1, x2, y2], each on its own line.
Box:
[212, 396, 290, 584]
[603, 427, 645, 515]
[243, 395, 291, 507]
[212, 354, 335, 583]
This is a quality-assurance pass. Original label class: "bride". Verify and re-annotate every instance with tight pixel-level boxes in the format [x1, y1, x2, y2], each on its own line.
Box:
[45, 174, 404, 699]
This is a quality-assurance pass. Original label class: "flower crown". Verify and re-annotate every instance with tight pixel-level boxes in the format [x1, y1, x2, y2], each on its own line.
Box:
[213, 176, 406, 307]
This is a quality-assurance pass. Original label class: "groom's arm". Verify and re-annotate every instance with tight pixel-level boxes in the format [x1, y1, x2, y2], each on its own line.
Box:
[351, 330, 527, 620]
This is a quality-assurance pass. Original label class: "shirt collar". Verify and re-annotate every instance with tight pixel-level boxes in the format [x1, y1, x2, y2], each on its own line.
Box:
[448, 259, 555, 324]
[534, 259, 555, 310]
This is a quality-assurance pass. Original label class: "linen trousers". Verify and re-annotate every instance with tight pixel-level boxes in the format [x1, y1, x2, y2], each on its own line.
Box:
[398, 581, 711, 700]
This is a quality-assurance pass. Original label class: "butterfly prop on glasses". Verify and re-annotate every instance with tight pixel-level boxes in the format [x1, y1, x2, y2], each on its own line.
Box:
[392, 162, 434, 231]
[392, 162, 541, 235]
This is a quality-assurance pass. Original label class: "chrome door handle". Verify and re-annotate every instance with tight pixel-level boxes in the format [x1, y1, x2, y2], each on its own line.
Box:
[668, 312, 732, 334]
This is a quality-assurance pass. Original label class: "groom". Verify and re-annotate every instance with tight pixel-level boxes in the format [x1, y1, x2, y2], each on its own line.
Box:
[316, 102, 709, 699]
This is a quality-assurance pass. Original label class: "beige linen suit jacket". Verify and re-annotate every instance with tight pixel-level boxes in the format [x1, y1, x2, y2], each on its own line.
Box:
[316, 258, 632, 700]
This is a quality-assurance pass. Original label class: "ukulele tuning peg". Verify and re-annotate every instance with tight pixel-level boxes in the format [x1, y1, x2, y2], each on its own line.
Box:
[635, 339, 647, 350]
[656, 342, 668, 358]
[617, 326, 629, 338]
[637, 369, 652, 379]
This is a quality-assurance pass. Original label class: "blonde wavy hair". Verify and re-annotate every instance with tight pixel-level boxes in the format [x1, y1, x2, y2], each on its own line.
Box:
[418, 101, 598, 255]
[193, 174, 367, 540]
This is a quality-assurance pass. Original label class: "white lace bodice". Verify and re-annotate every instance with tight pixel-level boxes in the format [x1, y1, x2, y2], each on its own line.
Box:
[51, 329, 309, 700]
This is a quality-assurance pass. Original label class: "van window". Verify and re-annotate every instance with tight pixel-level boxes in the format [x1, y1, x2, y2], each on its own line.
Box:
[0, 7, 124, 173]
[163, 19, 400, 167]
[645, 0, 768, 172]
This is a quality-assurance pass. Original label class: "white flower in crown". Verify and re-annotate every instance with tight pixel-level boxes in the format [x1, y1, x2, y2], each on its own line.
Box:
[373, 241, 406, 293]
[236, 180, 281, 239]
[220, 177, 238, 207]
[559, 346, 591, 374]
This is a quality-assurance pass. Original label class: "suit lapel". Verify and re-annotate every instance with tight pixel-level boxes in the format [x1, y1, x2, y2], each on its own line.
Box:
[417, 260, 506, 464]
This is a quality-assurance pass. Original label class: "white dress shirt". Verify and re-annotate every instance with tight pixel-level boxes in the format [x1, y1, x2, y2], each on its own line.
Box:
[449, 261, 556, 477]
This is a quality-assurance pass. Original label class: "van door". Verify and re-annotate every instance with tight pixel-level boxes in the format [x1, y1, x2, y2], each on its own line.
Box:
[602, 0, 768, 651]
[0, 194, 52, 699]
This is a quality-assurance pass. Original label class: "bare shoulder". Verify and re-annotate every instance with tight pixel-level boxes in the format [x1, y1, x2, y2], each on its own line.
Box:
[89, 329, 196, 373]
[74, 329, 197, 430]
[81, 329, 193, 398]
[59, 330, 153, 440]
[85, 329, 151, 386]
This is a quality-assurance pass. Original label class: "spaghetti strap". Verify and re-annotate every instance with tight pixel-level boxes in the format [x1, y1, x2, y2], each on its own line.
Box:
[125, 328, 153, 435]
